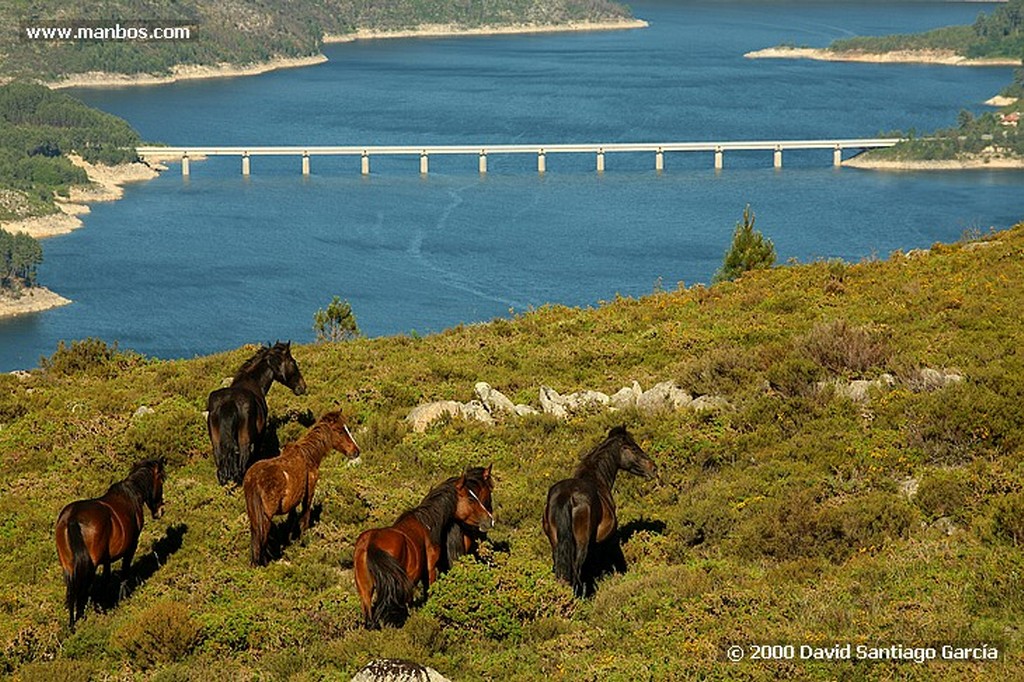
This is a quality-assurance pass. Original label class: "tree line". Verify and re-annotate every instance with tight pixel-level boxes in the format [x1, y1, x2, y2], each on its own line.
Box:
[0, 228, 43, 292]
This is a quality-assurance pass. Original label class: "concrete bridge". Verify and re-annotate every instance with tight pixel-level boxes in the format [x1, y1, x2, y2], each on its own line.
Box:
[136, 138, 902, 176]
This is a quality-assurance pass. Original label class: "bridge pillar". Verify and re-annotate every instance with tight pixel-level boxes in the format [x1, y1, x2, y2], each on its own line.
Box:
[596, 149, 605, 173]
[479, 151, 487, 174]
[242, 153, 250, 176]
[181, 154, 190, 177]
[420, 152, 429, 175]
[833, 145, 842, 167]
[361, 152, 370, 176]
[538, 150, 546, 174]
[773, 145, 782, 169]
[714, 146, 723, 170]
[302, 152, 310, 176]
[655, 148, 664, 172]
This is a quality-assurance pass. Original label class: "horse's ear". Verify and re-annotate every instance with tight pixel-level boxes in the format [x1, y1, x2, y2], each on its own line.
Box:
[455, 475, 466, 491]
[284, 340, 291, 349]
[483, 464, 492, 480]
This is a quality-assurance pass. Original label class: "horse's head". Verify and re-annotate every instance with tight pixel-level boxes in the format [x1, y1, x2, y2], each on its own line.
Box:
[321, 411, 361, 459]
[146, 457, 167, 519]
[270, 341, 307, 396]
[454, 467, 495, 532]
[610, 426, 657, 480]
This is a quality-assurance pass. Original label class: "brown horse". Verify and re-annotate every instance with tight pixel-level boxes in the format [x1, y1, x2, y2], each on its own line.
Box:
[354, 468, 495, 629]
[243, 411, 360, 566]
[543, 426, 656, 597]
[207, 341, 307, 486]
[54, 458, 166, 630]
[441, 465, 495, 572]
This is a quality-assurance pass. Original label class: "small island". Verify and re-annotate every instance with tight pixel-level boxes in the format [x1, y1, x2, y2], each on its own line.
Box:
[748, 0, 1024, 169]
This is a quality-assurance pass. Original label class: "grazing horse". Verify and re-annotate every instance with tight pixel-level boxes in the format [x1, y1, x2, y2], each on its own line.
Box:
[441, 465, 495, 572]
[207, 341, 307, 486]
[543, 426, 656, 597]
[354, 469, 495, 629]
[243, 411, 360, 566]
[54, 458, 166, 630]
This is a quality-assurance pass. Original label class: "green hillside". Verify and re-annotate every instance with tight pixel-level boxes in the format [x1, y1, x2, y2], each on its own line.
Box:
[2, 221, 1024, 679]
[1, 0, 633, 81]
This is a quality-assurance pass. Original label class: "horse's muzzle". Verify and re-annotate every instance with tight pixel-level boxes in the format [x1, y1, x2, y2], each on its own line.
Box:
[292, 380, 308, 396]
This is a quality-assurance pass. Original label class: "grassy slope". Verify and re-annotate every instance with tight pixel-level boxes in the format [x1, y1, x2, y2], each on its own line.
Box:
[3, 225, 1024, 679]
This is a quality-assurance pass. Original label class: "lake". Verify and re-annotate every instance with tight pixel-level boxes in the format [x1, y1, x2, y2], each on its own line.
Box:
[1, 0, 1020, 371]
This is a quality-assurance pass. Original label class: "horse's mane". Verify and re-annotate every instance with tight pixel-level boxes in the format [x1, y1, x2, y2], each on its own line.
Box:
[397, 480, 459, 546]
[573, 426, 632, 483]
[107, 459, 162, 509]
[282, 414, 342, 466]
[235, 342, 288, 379]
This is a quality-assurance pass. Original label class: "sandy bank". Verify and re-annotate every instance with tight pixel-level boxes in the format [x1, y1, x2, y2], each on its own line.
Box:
[745, 46, 1021, 67]
[986, 95, 1020, 107]
[0, 155, 160, 239]
[325, 19, 648, 43]
[0, 287, 71, 319]
[843, 155, 1024, 171]
[47, 55, 328, 90]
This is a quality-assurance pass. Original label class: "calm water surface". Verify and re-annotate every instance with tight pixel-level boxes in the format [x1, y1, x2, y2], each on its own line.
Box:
[2, 1, 1021, 370]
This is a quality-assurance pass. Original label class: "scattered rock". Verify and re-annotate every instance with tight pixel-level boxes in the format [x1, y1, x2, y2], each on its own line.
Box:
[405, 401, 463, 433]
[8, 370, 31, 381]
[133, 405, 155, 419]
[908, 367, 963, 392]
[822, 373, 896, 402]
[610, 381, 643, 410]
[899, 477, 920, 499]
[220, 377, 233, 388]
[563, 390, 611, 414]
[636, 381, 693, 413]
[689, 395, 731, 413]
[474, 381, 517, 416]
[931, 516, 958, 537]
[351, 659, 451, 682]
[459, 400, 495, 425]
[514, 404, 540, 417]
[962, 240, 1001, 251]
[539, 386, 568, 419]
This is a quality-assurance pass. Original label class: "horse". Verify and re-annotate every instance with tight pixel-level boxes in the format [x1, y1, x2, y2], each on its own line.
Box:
[353, 468, 495, 629]
[54, 458, 166, 630]
[207, 341, 307, 486]
[440, 465, 495, 572]
[542, 426, 657, 597]
[243, 410, 360, 566]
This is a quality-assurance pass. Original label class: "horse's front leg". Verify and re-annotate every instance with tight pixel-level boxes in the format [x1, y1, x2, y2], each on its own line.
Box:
[299, 474, 318, 534]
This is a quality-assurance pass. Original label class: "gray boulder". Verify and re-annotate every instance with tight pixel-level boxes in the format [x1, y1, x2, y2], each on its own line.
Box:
[474, 382, 517, 416]
[459, 400, 495, 425]
[610, 381, 643, 410]
[351, 659, 451, 682]
[406, 401, 463, 433]
[689, 395, 731, 413]
[637, 381, 693, 413]
[563, 390, 611, 414]
[539, 386, 569, 419]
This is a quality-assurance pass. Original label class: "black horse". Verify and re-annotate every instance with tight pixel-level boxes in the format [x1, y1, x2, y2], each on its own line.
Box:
[542, 426, 657, 597]
[207, 342, 306, 486]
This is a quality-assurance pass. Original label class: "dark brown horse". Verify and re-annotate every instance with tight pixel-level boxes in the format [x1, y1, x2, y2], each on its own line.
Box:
[354, 468, 495, 629]
[243, 411, 360, 566]
[54, 458, 166, 630]
[207, 341, 307, 486]
[543, 426, 656, 597]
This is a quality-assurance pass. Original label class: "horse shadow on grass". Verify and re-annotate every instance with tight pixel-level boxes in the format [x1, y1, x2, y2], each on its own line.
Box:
[580, 518, 668, 596]
[262, 502, 323, 563]
[93, 523, 188, 612]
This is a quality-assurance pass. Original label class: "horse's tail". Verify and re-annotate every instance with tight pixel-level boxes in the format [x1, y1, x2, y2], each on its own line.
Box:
[244, 478, 269, 566]
[214, 402, 241, 486]
[366, 545, 412, 628]
[64, 519, 95, 630]
[553, 496, 586, 597]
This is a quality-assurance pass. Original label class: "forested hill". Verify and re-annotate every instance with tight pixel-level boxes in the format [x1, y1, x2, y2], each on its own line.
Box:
[828, 0, 1024, 60]
[0, 0, 634, 81]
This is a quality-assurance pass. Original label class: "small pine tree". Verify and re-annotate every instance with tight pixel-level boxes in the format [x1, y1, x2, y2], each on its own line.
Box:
[713, 205, 776, 283]
[313, 296, 361, 343]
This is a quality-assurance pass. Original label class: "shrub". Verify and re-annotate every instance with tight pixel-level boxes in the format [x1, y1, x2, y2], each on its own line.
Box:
[312, 296, 360, 343]
[915, 469, 971, 521]
[713, 205, 776, 283]
[114, 601, 202, 670]
[39, 338, 142, 377]
[905, 381, 1018, 465]
[985, 493, 1024, 545]
[798, 319, 892, 376]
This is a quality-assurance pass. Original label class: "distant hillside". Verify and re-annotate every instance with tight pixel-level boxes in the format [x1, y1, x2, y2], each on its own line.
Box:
[3, 222, 1024, 678]
[1, 0, 634, 81]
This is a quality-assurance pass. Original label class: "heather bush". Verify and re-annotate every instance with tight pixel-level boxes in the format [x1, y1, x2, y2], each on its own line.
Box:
[114, 601, 202, 670]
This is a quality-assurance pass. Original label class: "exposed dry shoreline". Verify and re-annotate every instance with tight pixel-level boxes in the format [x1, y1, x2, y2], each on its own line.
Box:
[843, 155, 1024, 171]
[325, 19, 648, 43]
[0, 287, 71, 319]
[745, 46, 1021, 67]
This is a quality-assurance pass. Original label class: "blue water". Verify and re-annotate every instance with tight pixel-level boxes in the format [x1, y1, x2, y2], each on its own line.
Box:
[2, 1, 1021, 370]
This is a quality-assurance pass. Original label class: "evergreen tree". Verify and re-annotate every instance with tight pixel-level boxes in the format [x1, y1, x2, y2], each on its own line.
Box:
[312, 296, 361, 342]
[713, 205, 776, 284]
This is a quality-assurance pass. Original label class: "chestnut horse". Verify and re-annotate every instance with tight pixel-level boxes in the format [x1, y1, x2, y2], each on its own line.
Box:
[354, 468, 495, 628]
[54, 458, 166, 629]
[243, 411, 360, 566]
[543, 426, 656, 597]
[207, 341, 307, 486]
